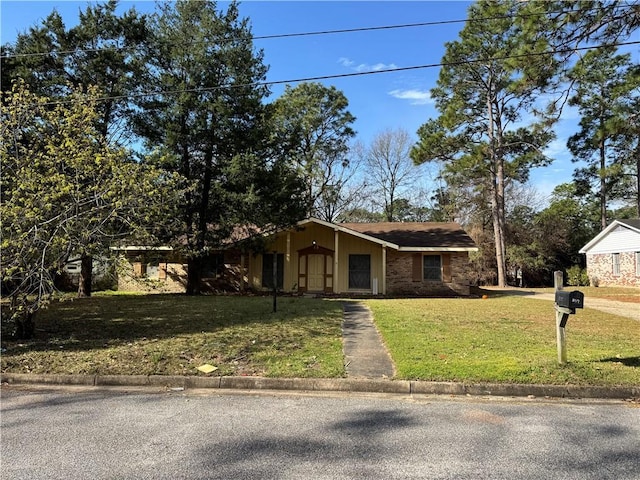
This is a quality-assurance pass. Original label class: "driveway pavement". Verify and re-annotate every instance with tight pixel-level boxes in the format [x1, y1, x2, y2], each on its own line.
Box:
[483, 287, 640, 321]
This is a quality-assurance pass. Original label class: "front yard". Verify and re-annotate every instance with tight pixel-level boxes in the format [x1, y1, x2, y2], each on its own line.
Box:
[366, 294, 639, 386]
[0, 294, 345, 378]
[1, 291, 638, 386]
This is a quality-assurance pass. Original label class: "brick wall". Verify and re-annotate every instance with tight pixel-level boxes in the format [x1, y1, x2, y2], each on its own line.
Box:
[117, 259, 187, 293]
[386, 251, 471, 296]
[586, 252, 640, 287]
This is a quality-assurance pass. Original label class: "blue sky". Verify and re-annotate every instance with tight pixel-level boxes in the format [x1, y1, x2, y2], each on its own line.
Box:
[2, 0, 632, 204]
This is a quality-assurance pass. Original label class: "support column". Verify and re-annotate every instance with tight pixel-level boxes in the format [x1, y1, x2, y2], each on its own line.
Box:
[240, 254, 245, 291]
[381, 246, 387, 295]
[334, 229, 339, 293]
[286, 232, 291, 290]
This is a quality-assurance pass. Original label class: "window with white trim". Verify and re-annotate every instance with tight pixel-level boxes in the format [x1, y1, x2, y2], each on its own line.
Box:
[612, 253, 621, 276]
[636, 252, 640, 276]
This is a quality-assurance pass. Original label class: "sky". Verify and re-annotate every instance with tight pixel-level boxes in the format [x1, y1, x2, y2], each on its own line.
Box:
[1, 1, 637, 205]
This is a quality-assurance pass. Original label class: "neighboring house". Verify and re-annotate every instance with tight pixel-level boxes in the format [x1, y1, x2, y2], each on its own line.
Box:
[579, 219, 640, 287]
[249, 218, 478, 296]
[116, 218, 478, 296]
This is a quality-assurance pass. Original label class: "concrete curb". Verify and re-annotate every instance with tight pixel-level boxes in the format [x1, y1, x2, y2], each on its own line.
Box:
[2, 373, 638, 400]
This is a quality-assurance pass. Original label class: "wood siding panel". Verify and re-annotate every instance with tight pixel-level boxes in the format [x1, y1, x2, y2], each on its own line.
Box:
[588, 225, 640, 254]
[412, 254, 422, 281]
[442, 254, 451, 283]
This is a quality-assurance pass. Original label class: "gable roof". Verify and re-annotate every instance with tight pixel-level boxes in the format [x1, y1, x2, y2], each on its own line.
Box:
[618, 219, 640, 231]
[579, 218, 640, 254]
[340, 222, 478, 251]
[296, 218, 477, 252]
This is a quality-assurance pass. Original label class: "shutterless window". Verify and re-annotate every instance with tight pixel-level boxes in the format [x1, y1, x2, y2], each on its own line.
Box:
[612, 253, 621, 276]
[423, 255, 442, 281]
[636, 252, 640, 276]
[348, 254, 370, 289]
[262, 253, 284, 289]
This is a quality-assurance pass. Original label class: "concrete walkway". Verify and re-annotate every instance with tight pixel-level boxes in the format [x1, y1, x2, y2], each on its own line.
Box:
[342, 302, 395, 379]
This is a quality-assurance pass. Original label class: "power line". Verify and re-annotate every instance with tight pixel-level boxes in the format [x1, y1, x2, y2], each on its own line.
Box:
[1, 3, 625, 60]
[30, 40, 640, 108]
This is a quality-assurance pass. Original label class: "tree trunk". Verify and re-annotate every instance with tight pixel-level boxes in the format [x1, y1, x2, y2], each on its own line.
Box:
[14, 310, 35, 339]
[186, 257, 201, 295]
[487, 88, 507, 287]
[599, 137, 607, 230]
[78, 255, 93, 297]
[636, 147, 639, 217]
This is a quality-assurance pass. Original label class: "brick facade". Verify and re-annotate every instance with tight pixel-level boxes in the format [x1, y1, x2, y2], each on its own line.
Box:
[117, 259, 188, 293]
[586, 252, 640, 287]
[386, 250, 471, 296]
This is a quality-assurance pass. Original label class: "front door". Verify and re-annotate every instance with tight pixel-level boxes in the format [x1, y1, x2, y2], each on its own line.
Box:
[307, 254, 325, 292]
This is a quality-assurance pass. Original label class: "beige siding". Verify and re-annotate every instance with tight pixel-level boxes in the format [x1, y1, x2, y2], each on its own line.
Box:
[250, 223, 385, 293]
[248, 222, 472, 295]
[335, 233, 383, 292]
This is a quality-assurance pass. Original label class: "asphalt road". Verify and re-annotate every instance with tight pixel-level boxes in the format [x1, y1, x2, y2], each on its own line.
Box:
[1, 386, 639, 480]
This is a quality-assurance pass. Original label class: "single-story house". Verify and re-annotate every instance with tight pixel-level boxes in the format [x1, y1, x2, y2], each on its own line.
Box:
[116, 218, 478, 296]
[579, 218, 640, 287]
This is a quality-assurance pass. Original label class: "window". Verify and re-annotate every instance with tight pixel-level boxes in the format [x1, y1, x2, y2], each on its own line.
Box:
[262, 253, 284, 289]
[348, 254, 370, 289]
[202, 253, 225, 278]
[636, 252, 640, 276]
[612, 253, 621, 276]
[423, 255, 442, 281]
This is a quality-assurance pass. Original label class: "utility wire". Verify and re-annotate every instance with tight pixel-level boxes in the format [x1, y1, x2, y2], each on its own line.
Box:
[1, 3, 626, 59]
[30, 39, 640, 108]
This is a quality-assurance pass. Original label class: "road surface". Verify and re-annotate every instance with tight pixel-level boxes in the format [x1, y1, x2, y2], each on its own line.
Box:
[2, 386, 639, 479]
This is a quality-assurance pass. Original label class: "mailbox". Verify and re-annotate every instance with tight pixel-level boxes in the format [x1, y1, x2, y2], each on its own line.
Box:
[555, 290, 584, 313]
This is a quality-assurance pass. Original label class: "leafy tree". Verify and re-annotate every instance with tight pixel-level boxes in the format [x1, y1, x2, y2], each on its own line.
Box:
[1, 82, 179, 338]
[270, 82, 357, 218]
[411, 0, 555, 286]
[132, 0, 306, 295]
[361, 128, 417, 222]
[567, 47, 639, 229]
[2, 0, 150, 295]
[3, 0, 148, 142]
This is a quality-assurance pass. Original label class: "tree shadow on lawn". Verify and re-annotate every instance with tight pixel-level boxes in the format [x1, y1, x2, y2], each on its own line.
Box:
[2, 294, 341, 354]
[599, 356, 640, 367]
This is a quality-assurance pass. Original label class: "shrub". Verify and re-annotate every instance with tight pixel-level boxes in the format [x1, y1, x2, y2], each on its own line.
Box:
[566, 265, 589, 286]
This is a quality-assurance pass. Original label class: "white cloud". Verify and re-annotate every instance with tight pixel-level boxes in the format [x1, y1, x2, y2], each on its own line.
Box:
[543, 138, 567, 158]
[388, 89, 433, 105]
[339, 57, 397, 73]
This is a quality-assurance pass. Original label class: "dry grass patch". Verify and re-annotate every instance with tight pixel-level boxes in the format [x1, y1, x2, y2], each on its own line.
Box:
[1, 294, 345, 378]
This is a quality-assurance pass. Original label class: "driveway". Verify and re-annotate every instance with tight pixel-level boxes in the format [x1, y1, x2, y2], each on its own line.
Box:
[483, 287, 640, 321]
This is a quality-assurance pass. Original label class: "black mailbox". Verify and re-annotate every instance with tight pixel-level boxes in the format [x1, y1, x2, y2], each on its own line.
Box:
[555, 290, 584, 312]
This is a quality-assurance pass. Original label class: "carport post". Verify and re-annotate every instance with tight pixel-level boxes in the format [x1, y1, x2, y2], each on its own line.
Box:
[554, 271, 567, 364]
[272, 251, 277, 313]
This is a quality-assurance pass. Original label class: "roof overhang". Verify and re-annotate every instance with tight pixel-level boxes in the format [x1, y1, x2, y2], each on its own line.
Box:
[296, 218, 478, 252]
[579, 219, 640, 253]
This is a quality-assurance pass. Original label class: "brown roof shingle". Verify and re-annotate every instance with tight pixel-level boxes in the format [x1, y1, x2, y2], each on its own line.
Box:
[339, 222, 477, 249]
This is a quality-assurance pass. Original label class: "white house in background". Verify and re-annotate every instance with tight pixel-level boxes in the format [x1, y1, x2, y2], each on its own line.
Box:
[579, 219, 640, 287]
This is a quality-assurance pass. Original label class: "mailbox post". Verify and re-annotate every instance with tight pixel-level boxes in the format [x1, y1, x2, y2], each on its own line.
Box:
[553, 271, 584, 364]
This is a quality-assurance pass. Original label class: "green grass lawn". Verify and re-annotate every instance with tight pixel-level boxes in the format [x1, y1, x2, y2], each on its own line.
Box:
[1, 294, 345, 378]
[365, 297, 640, 386]
[3, 293, 638, 386]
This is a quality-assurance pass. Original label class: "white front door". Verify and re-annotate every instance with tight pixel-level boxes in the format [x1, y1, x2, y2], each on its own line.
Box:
[307, 254, 325, 292]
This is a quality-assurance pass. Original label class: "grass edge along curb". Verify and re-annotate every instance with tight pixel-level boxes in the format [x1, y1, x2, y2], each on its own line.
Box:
[2, 373, 638, 400]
